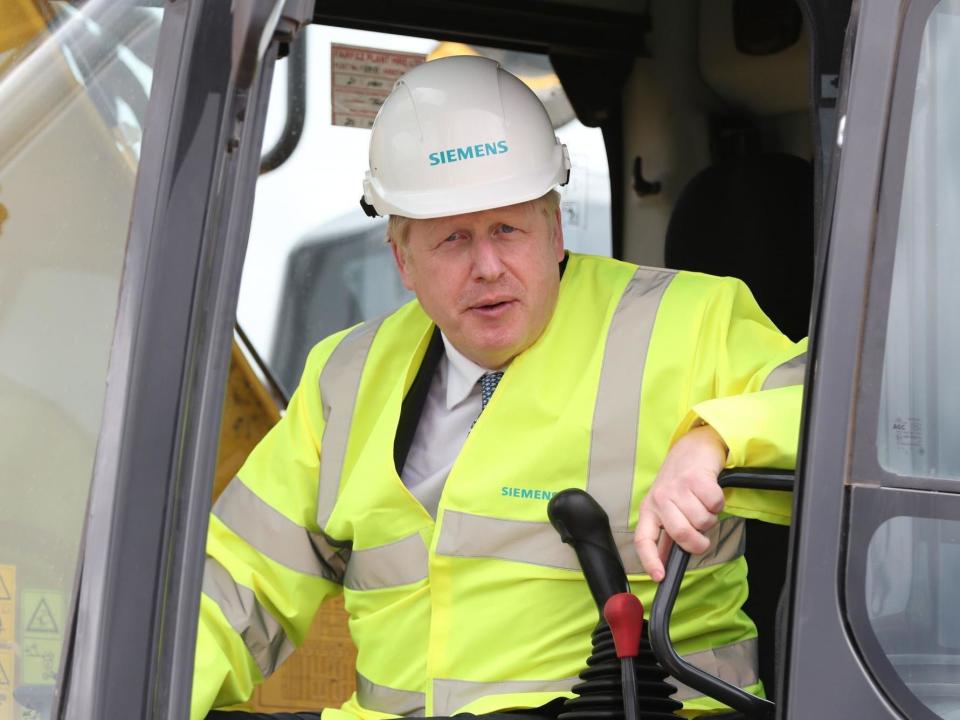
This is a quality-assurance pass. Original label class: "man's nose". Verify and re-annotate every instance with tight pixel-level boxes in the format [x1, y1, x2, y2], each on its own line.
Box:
[471, 235, 505, 281]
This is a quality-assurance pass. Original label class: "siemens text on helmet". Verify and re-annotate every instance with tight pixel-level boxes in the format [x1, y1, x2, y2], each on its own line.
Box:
[428, 140, 509, 166]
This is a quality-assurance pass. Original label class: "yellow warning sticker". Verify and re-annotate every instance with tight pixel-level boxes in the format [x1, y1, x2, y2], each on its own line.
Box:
[0, 647, 13, 720]
[0, 566, 14, 644]
[22, 637, 59, 686]
[20, 591, 62, 639]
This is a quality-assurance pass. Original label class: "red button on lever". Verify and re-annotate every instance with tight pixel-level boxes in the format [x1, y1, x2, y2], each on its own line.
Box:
[603, 592, 644, 659]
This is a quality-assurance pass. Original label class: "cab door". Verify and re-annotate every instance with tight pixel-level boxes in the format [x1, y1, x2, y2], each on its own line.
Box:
[785, 0, 960, 716]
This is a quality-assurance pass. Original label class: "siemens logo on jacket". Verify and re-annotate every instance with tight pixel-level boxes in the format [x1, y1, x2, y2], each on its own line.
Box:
[428, 140, 509, 166]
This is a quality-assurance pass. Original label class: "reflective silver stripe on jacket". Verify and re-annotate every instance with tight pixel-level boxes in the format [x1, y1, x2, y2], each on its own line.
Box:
[317, 320, 384, 528]
[587, 267, 676, 532]
[202, 557, 295, 678]
[436, 510, 743, 574]
[671, 637, 760, 701]
[214, 478, 349, 583]
[761, 351, 807, 391]
[345, 532, 429, 590]
[357, 673, 425, 716]
[433, 677, 579, 716]
[621, 515, 745, 574]
[424, 637, 758, 714]
[433, 268, 744, 575]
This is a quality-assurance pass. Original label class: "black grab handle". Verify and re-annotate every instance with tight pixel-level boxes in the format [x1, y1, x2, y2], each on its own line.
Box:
[548, 488, 629, 611]
[648, 468, 795, 720]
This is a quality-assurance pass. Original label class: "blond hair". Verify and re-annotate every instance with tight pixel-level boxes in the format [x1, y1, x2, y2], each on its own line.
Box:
[387, 189, 561, 247]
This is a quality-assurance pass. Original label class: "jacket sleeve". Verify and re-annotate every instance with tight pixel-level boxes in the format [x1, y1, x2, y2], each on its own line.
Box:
[671, 275, 807, 526]
[190, 332, 351, 720]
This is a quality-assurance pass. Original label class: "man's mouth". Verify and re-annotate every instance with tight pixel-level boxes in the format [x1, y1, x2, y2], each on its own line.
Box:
[468, 299, 517, 316]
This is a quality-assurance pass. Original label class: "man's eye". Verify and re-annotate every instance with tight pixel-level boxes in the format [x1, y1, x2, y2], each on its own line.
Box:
[499, 224, 516, 234]
[444, 232, 462, 243]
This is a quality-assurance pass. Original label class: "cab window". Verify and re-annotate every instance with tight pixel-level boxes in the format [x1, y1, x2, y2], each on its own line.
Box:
[877, 0, 960, 481]
[0, 2, 163, 715]
[848, 2, 960, 717]
[222, 25, 612, 714]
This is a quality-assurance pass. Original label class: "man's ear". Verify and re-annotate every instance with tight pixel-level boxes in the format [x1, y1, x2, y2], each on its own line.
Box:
[552, 208, 565, 262]
[390, 239, 416, 292]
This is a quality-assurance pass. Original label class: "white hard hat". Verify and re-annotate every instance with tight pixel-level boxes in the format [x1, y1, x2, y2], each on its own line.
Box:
[361, 55, 571, 219]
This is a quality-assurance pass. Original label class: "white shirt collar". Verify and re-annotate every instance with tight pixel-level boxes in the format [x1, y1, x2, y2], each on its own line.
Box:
[440, 333, 499, 410]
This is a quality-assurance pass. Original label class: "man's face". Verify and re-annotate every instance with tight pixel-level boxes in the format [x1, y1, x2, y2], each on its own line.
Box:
[391, 200, 564, 369]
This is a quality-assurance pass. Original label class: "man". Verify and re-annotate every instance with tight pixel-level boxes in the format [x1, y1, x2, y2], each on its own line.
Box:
[193, 56, 804, 720]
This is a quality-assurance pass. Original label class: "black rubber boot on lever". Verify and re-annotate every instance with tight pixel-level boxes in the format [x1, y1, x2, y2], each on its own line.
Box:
[548, 489, 683, 720]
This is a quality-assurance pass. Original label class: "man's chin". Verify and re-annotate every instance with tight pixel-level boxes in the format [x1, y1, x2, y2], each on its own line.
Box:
[455, 333, 523, 369]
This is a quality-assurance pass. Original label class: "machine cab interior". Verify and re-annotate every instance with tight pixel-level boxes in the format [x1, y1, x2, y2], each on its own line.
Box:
[2, 0, 960, 718]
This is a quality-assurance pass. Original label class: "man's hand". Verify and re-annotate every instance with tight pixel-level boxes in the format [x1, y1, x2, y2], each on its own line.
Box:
[634, 424, 728, 582]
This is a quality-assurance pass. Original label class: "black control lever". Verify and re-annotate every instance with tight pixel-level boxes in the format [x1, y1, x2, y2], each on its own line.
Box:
[547, 488, 629, 608]
[549, 489, 683, 720]
[648, 468, 795, 720]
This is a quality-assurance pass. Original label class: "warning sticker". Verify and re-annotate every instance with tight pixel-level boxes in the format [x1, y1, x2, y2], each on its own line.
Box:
[0, 566, 14, 644]
[0, 568, 12, 602]
[330, 44, 425, 128]
[20, 591, 63, 687]
[0, 648, 13, 720]
[24, 601, 57, 636]
[20, 591, 62, 638]
[22, 638, 59, 686]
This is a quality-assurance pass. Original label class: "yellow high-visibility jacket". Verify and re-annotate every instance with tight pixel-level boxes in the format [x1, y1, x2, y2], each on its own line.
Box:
[192, 253, 806, 720]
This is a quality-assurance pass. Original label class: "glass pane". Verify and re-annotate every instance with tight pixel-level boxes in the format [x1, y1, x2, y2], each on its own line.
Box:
[0, 1, 163, 714]
[238, 27, 612, 396]
[867, 516, 960, 718]
[877, 0, 960, 479]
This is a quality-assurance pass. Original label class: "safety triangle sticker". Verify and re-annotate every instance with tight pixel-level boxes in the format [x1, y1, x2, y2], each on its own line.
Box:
[0, 656, 9, 686]
[25, 598, 58, 634]
[0, 573, 11, 601]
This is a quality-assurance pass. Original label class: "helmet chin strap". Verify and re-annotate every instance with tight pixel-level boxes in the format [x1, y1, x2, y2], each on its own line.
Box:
[359, 195, 380, 218]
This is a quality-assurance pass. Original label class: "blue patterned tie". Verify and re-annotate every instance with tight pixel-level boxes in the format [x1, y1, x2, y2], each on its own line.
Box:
[479, 371, 504, 412]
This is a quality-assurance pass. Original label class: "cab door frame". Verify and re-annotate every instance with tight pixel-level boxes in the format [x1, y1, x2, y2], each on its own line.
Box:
[56, 2, 310, 718]
[783, 0, 949, 716]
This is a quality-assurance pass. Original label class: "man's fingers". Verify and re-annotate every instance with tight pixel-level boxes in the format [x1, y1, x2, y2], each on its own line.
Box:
[690, 475, 726, 515]
[634, 509, 665, 581]
[659, 500, 711, 555]
[672, 489, 719, 533]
